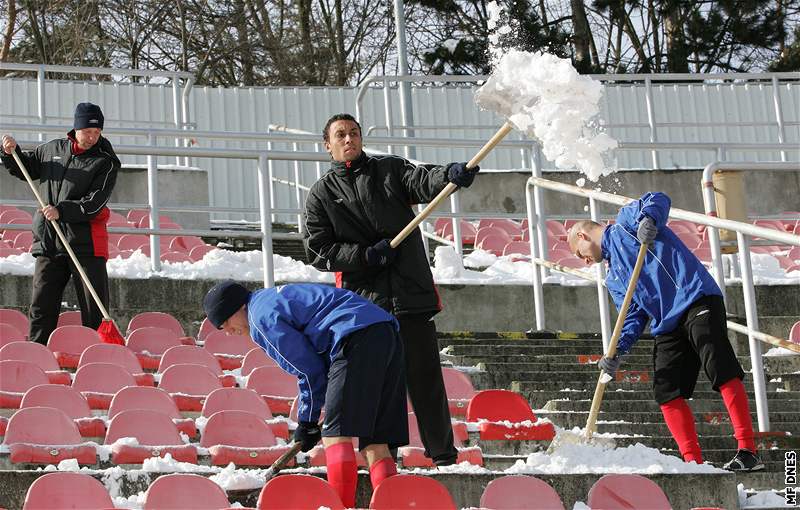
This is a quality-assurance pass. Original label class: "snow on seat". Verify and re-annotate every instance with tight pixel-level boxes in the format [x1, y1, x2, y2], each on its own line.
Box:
[78, 343, 155, 386]
[465, 389, 555, 441]
[158, 345, 234, 387]
[399, 412, 482, 468]
[203, 330, 254, 369]
[479, 475, 565, 510]
[72, 362, 137, 409]
[0, 323, 25, 349]
[161, 251, 194, 264]
[0, 360, 49, 408]
[3, 406, 96, 465]
[128, 312, 194, 345]
[22, 472, 114, 509]
[245, 365, 298, 414]
[241, 348, 277, 376]
[199, 410, 291, 466]
[158, 363, 222, 411]
[442, 367, 477, 417]
[105, 409, 197, 464]
[369, 474, 457, 510]
[56, 310, 83, 328]
[126, 326, 182, 370]
[201, 387, 288, 440]
[0, 341, 71, 385]
[257, 474, 345, 510]
[0, 308, 29, 339]
[47, 325, 101, 368]
[587, 474, 671, 509]
[109, 386, 196, 439]
[21, 384, 106, 438]
[143, 473, 231, 510]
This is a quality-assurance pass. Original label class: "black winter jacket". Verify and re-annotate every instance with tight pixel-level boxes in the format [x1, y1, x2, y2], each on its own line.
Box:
[2, 131, 120, 258]
[303, 152, 449, 316]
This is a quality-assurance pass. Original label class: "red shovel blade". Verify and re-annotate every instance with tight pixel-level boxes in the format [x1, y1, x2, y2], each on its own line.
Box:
[98, 319, 126, 345]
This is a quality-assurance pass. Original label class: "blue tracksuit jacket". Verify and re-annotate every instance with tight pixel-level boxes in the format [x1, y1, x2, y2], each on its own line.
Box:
[602, 192, 722, 355]
[246, 283, 398, 424]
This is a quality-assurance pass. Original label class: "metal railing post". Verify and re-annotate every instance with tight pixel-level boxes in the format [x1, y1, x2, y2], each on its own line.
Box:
[450, 193, 463, 257]
[771, 76, 788, 162]
[644, 77, 660, 169]
[314, 143, 323, 181]
[589, 197, 612, 352]
[700, 165, 728, 303]
[37, 65, 45, 142]
[258, 154, 275, 287]
[293, 142, 303, 233]
[146, 133, 161, 271]
[531, 144, 549, 281]
[266, 128, 276, 223]
[526, 181, 545, 330]
[383, 77, 394, 155]
[172, 75, 182, 166]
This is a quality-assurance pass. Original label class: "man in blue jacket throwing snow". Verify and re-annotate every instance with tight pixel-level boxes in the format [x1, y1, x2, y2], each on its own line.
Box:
[203, 281, 408, 507]
[568, 192, 763, 472]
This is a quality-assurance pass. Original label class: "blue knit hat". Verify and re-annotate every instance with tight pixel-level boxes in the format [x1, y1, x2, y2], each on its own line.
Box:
[203, 280, 251, 328]
[73, 102, 104, 130]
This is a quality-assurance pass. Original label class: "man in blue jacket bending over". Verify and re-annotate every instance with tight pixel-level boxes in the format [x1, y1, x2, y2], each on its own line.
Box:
[568, 192, 763, 472]
[203, 281, 408, 506]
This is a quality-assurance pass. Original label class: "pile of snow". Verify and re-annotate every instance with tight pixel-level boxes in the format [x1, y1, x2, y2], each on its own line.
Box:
[738, 484, 791, 508]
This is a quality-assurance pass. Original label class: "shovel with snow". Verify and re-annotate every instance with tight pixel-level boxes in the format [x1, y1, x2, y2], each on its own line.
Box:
[547, 243, 648, 453]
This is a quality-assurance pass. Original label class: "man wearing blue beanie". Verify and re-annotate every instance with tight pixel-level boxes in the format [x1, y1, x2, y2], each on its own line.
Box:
[1, 102, 120, 344]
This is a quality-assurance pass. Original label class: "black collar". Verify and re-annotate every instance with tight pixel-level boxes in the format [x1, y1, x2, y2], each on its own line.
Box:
[331, 151, 368, 177]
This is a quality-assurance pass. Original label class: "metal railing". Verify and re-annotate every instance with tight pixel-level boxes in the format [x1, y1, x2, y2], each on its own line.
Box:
[524, 175, 800, 432]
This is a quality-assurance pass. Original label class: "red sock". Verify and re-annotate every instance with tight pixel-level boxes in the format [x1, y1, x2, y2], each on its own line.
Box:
[720, 378, 756, 453]
[661, 397, 703, 463]
[325, 442, 358, 508]
[369, 457, 397, 490]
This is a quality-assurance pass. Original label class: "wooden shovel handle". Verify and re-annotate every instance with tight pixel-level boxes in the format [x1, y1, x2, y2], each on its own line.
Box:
[270, 441, 303, 475]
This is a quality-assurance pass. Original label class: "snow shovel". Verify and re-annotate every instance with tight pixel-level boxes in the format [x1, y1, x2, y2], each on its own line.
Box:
[263, 441, 303, 480]
[11, 150, 126, 345]
[547, 242, 648, 452]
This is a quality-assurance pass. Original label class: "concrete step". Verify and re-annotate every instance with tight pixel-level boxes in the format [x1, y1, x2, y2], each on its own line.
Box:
[543, 397, 800, 413]
[512, 379, 788, 394]
[439, 337, 655, 349]
[494, 388, 800, 405]
[444, 345, 653, 356]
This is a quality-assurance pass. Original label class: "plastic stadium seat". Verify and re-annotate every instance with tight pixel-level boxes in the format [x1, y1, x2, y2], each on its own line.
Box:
[21, 384, 106, 438]
[201, 387, 288, 440]
[245, 366, 298, 414]
[116, 234, 150, 251]
[23, 471, 115, 510]
[437, 220, 478, 246]
[159, 345, 234, 387]
[169, 235, 207, 253]
[3, 407, 96, 465]
[189, 244, 216, 261]
[203, 330, 255, 369]
[478, 234, 510, 256]
[257, 474, 345, 510]
[0, 323, 25, 349]
[109, 386, 196, 439]
[200, 410, 291, 466]
[198, 317, 217, 343]
[676, 232, 703, 249]
[587, 474, 671, 509]
[556, 257, 591, 269]
[479, 475, 565, 509]
[0, 246, 25, 257]
[482, 219, 524, 240]
[475, 226, 512, 248]
[503, 241, 531, 257]
[369, 474, 456, 509]
[305, 438, 368, 468]
[126, 326, 182, 370]
[0, 360, 49, 408]
[13, 231, 33, 250]
[0, 209, 33, 224]
[693, 247, 713, 265]
[466, 389, 555, 441]
[126, 208, 149, 225]
[128, 312, 187, 338]
[158, 363, 223, 411]
[47, 325, 102, 368]
[241, 347, 278, 376]
[105, 409, 197, 464]
[0, 341, 71, 385]
[0, 308, 29, 339]
[442, 367, 477, 417]
[161, 251, 193, 264]
[399, 413, 482, 468]
[72, 362, 137, 409]
[143, 473, 231, 510]
[137, 215, 174, 228]
[548, 249, 575, 262]
[78, 343, 154, 386]
[546, 220, 569, 241]
[791, 321, 800, 344]
[57, 310, 83, 327]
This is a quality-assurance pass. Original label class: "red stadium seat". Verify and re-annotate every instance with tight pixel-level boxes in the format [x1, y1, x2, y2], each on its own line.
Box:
[56, 310, 83, 328]
[475, 226, 512, 248]
[159, 345, 233, 387]
[437, 220, 478, 246]
[0, 323, 25, 349]
[0, 308, 29, 339]
[116, 234, 150, 252]
[189, 244, 216, 261]
[245, 366, 298, 414]
[198, 317, 217, 343]
[241, 347, 278, 376]
[143, 473, 231, 510]
[257, 474, 345, 510]
[790, 321, 800, 344]
[169, 235, 207, 253]
[78, 343, 154, 386]
[200, 410, 291, 466]
[556, 257, 592, 269]
[126, 208, 149, 225]
[105, 409, 197, 464]
[13, 231, 33, 251]
[201, 388, 288, 440]
[477, 234, 510, 256]
[399, 413, 482, 468]
[158, 363, 222, 411]
[548, 249, 575, 262]
[109, 386, 196, 439]
[0, 246, 25, 257]
[137, 215, 174, 228]
[0, 209, 33, 224]
[546, 220, 569, 241]
[203, 330, 255, 369]
[442, 367, 476, 417]
[0, 341, 71, 385]
[47, 325, 102, 368]
[587, 474, 671, 509]
[466, 389, 555, 441]
[503, 241, 531, 257]
[480, 475, 565, 509]
[23, 472, 115, 509]
[369, 475, 457, 509]
[4, 407, 96, 465]
[127, 312, 187, 338]
[0, 360, 49, 408]
[21, 384, 105, 438]
[126, 326, 182, 370]
[72, 362, 137, 409]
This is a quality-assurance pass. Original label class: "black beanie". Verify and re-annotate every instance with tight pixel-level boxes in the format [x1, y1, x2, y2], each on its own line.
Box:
[203, 280, 251, 328]
[73, 102, 104, 130]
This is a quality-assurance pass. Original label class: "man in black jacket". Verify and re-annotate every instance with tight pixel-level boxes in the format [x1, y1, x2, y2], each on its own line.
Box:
[2, 102, 120, 344]
[303, 113, 478, 466]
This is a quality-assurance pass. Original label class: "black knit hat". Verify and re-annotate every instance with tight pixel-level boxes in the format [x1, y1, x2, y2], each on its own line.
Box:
[203, 280, 251, 328]
[73, 102, 104, 130]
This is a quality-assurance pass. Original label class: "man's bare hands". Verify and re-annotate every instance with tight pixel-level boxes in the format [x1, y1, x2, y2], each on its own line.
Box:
[42, 205, 60, 221]
[2, 135, 16, 155]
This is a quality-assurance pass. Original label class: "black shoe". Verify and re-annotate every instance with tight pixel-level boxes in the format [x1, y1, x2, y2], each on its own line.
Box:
[723, 449, 764, 472]
[433, 455, 458, 467]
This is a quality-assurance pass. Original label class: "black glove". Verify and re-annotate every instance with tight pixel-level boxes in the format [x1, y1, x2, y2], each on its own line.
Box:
[637, 216, 658, 245]
[447, 162, 479, 188]
[294, 421, 321, 452]
[598, 354, 622, 378]
[365, 239, 396, 267]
